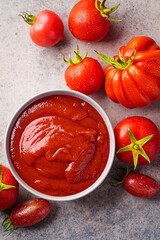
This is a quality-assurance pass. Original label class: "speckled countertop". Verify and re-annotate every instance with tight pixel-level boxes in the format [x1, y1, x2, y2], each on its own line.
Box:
[0, 0, 160, 239]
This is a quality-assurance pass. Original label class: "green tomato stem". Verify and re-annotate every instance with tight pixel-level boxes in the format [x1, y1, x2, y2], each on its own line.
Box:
[19, 12, 36, 25]
[110, 165, 132, 186]
[100, 0, 106, 8]
[117, 128, 154, 169]
[0, 165, 16, 192]
[95, 48, 137, 70]
[64, 45, 88, 66]
[95, 0, 121, 21]
[1, 213, 15, 235]
[133, 144, 139, 150]
[0, 183, 16, 192]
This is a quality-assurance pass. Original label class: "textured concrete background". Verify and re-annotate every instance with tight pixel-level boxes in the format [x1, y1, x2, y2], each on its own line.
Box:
[0, 0, 160, 239]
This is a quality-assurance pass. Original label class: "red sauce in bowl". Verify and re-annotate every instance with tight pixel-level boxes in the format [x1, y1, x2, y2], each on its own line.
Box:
[10, 95, 110, 196]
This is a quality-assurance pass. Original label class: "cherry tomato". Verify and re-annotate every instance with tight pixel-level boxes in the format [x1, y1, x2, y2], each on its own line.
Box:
[10, 198, 51, 227]
[0, 165, 19, 211]
[64, 46, 104, 95]
[114, 116, 160, 168]
[21, 10, 64, 47]
[123, 173, 159, 198]
[2, 198, 51, 233]
[96, 36, 160, 108]
[68, 0, 120, 42]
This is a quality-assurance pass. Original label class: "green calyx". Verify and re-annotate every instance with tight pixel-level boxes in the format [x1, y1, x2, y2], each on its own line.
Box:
[1, 213, 15, 235]
[19, 12, 36, 25]
[64, 45, 88, 66]
[95, 0, 121, 21]
[117, 128, 154, 169]
[0, 165, 16, 192]
[95, 48, 137, 70]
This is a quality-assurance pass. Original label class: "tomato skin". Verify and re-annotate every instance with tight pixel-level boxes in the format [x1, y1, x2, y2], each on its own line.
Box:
[30, 10, 64, 47]
[0, 165, 19, 211]
[104, 36, 160, 108]
[10, 198, 51, 227]
[65, 58, 104, 95]
[114, 116, 160, 165]
[123, 173, 159, 198]
[68, 0, 110, 42]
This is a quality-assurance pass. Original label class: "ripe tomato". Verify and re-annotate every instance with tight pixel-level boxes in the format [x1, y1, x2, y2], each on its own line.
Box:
[0, 165, 19, 211]
[21, 10, 64, 47]
[114, 116, 160, 169]
[123, 173, 159, 198]
[96, 36, 160, 108]
[68, 0, 120, 42]
[10, 198, 51, 227]
[64, 46, 104, 95]
[2, 198, 51, 233]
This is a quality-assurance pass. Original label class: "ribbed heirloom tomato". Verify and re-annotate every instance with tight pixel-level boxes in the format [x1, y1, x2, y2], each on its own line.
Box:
[96, 36, 160, 108]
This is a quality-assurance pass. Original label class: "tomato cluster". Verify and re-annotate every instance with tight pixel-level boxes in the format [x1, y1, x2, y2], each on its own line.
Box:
[0, 165, 51, 233]
[113, 117, 159, 198]
[1, 0, 159, 235]
[20, 2, 160, 107]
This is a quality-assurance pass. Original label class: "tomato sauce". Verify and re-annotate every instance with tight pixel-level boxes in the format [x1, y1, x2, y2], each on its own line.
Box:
[10, 95, 110, 196]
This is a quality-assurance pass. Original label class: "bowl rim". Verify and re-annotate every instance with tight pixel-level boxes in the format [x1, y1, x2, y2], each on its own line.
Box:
[5, 89, 115, 201]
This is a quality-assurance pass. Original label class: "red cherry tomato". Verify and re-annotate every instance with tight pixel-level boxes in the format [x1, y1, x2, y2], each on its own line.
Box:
[68, 0, 120, 42]
[123, 173, 159, 198]
[10, 198, 51, 227]
[2, 198, 51, 233]
[114, 116, 160, 168]
[64, 46, 104, 95]
[0, 165, 19, 211]
[21, 10, 64, 47]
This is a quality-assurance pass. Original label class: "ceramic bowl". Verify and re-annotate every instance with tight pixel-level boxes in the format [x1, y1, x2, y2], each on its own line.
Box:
[5, 90, 115, 201]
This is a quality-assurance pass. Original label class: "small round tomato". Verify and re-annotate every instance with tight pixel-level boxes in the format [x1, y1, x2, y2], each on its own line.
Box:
[123, 173, 159, 198]
[114, 116, 160, 168]
[21, 10, 64, 47]
[0, 165, 19, 211]
[68, 0, 120, 42]
[64, 46, 104, 95]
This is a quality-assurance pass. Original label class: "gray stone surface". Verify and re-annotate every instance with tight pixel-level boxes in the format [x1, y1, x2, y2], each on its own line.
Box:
[0, 0, 160, 239]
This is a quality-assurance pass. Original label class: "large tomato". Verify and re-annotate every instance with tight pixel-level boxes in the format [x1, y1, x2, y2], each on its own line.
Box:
[0, 165, 19, 211]
[21, 10, 64, 47]
[68, 0, 120, 42]
[96, 36, 160, 108]
[114, 116, 160, 169]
